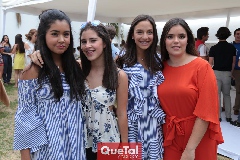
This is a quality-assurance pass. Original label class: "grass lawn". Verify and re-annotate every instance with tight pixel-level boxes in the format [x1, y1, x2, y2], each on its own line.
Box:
[0, 80, 233, 160]
[0, 82, 20, 160]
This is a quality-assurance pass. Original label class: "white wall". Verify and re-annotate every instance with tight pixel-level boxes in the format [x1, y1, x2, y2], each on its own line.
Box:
[121, 17, 240, 44]
[3, 12, 240, 48]
[3, 12, 83, 49]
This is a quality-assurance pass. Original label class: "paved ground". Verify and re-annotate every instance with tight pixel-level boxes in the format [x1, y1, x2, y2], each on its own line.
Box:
[221, 86, 238, 121]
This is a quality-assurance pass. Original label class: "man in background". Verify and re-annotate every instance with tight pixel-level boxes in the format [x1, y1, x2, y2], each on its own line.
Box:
[105, 24, 120, 60]
[232, 28, 240, 115]
[196, 27, 209, 60]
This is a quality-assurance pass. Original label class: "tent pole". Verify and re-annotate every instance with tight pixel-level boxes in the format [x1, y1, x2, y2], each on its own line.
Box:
[87, 0, 97, 21]
[226, 9, 230, 28]
[0, 0, 4, 38]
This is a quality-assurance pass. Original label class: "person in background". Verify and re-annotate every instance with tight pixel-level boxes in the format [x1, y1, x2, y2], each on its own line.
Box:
[195, 27, 209, 60]
[24, 29, 37, 67]
[209, 27, 236, 122]
[13, 9, 86, 160]
[1, 35, 12, 84]
[76, 46, 81, 60]
[12, 34, 25, 87]
[105, 24, 120, 60]
[231, 57, 240, 127]
[120, 39, 126, 49]
[158, 18, 223, 160]
[116, 14, 165, 160]
[73, 47, 79, 59]
[232, 28, 240, 116]
[0, 44, 4, 79]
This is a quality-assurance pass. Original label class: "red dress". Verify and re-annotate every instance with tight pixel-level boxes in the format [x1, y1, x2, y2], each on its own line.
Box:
[157, 57, 224, 160]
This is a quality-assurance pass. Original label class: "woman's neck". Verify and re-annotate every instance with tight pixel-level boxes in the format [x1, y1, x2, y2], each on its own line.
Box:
[168, 53, 194, 67]
[91, 60, 105, 71]
[30, 40, 35, 44]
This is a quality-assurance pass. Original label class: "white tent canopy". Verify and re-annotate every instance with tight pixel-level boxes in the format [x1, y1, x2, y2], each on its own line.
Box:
[3, 0, 240, 23]
[2, 0, 240, 40]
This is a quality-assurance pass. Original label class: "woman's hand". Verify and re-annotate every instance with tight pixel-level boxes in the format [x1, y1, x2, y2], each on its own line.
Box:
[30, 50, 44, 68]
[180, 148, 195, 160]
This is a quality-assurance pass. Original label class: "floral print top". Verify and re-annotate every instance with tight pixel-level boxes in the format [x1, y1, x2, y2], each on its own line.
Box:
[83, 83, 120, 152]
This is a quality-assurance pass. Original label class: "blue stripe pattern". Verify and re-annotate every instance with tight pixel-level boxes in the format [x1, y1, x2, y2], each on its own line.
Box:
[123, 63, 165, 160]
[13, 74, 86, 160]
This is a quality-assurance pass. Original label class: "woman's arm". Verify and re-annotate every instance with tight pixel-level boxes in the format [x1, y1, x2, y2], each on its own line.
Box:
[20, 149, 31, 160]
[180, 117, 209, 160]
[116, 69, 128, 143]
[24, 43, 30, 50]
[11, 44, 17, 57]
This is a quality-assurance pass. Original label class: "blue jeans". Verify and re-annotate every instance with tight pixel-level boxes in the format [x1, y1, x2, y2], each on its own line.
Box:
[2, 54, 12, 83]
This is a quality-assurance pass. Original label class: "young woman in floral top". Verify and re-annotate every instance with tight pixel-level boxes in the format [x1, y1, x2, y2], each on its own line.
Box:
[80, 21, 128, 160]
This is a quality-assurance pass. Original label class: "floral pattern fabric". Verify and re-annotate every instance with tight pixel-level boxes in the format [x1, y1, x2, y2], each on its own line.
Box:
[83, 83, 120, 152]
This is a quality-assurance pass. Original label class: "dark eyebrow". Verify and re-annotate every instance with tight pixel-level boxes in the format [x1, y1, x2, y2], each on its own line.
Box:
[50, 30, 70, 33]
[50, 30, 59, 32]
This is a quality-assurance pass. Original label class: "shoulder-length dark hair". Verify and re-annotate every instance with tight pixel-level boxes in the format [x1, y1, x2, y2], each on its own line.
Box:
[160, 18, 198, 61]
[37, 9, 85, 101]
[15, 34, 25, 53]
[80, 22, 118, 90]
[116, 14, 163, 74]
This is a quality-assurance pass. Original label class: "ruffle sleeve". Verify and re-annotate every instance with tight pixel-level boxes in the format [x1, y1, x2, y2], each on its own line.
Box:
[123, 64, 165, 124]
[124, 64, 144, 121]
[193, 62, 224, 144]
[13, 79, 48, 153]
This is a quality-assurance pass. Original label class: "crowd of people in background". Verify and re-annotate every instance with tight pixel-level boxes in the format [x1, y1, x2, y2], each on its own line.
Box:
[0, 29, 37, 87]
[0, 8, 240, 160]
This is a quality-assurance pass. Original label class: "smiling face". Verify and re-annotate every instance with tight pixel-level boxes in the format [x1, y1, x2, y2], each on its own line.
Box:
[80, 29, 105, 62]
[234, 30, 240, 43]
[165, 25, 188, 58]
[132, 20, 153, 53]
[45, 20, 70, 56]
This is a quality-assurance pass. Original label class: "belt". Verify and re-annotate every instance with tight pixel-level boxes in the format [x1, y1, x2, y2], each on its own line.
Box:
[164, 115, 196, 147]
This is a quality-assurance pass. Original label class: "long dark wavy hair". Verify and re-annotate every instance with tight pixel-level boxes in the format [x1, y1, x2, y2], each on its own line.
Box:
[160, 18, 198, 61]
[116, 14, 163, 74]
[80, 22, 118, 90]
[36, 9, 85, 101]
[1, 35, 11, 48]
[15, 34, 25, 53]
